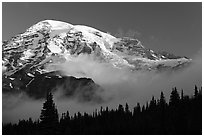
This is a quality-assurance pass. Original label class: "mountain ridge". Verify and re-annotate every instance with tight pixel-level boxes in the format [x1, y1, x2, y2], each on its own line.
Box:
[2, 20, 191, 100]
[2, 20, 191, 75]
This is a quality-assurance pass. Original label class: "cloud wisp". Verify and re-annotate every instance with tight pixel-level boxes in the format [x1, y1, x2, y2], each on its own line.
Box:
[2, 50, 202, 123]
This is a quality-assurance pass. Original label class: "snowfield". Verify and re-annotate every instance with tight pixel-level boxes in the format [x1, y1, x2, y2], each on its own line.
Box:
[2, 19, 191, 77]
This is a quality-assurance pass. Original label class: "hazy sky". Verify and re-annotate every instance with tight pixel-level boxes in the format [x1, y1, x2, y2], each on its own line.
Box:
[2, 2, 202, 58]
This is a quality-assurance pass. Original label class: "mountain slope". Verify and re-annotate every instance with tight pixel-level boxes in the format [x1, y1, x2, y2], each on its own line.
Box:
[2, 20, 191, 75]
[2, 20, 191, 99]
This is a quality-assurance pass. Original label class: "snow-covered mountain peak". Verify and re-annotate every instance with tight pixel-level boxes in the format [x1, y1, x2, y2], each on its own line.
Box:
[26, 20, 73, 33]
[2, 19, 191, 79]
[2, 20, 192, 95]
[43, 20, 73, 30]
[24, 20, 118, 50]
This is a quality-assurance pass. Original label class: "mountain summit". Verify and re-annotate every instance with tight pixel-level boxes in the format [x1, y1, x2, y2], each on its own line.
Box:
[3, 20, 190, 75]
[2, 20, 191, 99]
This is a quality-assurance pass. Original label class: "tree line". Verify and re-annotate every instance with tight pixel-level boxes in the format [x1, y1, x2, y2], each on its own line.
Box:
[2, 85, 202, 135]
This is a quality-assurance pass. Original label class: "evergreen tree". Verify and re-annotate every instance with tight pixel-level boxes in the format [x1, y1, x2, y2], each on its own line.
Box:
[2, 85, 202, 135]
[100, 106, 103, 114]
[149, 96, 156, 111]
[118, 104, 124, 113]
[66, 111, 70, 121]
[125, 103, 130, 113]
[105, 106, 109, 112]
[40, 91, 59, 134]
[142, 105, 146, 113]
[181, 89, 184, 101]
[159, 92, 166, 108]
[145, 102, 149, 111]
[136, 103, 141, 113]
[194, 85, 199, 98]
[133, 103, 141, 116]
[169, 87, 180, 107]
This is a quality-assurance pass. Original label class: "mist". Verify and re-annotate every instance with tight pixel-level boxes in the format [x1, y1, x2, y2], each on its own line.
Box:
[2, 50, 202, 124]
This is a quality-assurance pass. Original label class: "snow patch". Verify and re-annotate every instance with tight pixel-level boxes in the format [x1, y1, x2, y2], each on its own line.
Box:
[9, 78, 15, 80]
[9, 83, 13, 88]
[47, 41, 62, 53]
[27, 73, 34, 77]
[43, 20, 73, 30]
[20, 49, 35, 60]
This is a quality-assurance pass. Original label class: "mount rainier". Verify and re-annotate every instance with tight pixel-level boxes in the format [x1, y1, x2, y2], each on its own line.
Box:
[2, 20, 191, 100]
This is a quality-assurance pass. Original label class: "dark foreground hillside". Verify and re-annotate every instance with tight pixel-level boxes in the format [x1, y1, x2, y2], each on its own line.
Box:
[2, 86, 202, 135]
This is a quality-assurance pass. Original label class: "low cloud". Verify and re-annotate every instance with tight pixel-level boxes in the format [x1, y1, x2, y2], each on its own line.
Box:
[44, 51, 202, 114]
[2, 50, 202, 123]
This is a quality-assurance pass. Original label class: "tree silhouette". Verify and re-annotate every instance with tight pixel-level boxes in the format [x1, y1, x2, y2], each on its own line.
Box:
[194, 85, 199, 98]
[2, 86, 202, 135]
[169, 87, 180, 107]
[133, 103, 141, 116]
[149, 96, 157, 111]
[125, 103, 130, 114]
[118, 104, 124, 113]
[40, 91, 59, 134]
[159, 92, 166, 109]
[181, 89, 184, 101]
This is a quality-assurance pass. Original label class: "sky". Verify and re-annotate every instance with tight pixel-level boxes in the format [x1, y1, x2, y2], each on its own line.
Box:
[2, 2, 202, 58]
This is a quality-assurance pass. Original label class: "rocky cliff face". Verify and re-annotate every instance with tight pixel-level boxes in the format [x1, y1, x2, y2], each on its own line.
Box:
[3, 70, 103, 102]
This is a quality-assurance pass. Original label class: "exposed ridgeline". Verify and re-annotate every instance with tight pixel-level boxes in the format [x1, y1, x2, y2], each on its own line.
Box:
[3, 85, 202, 135]
[3, 20, 191, 77]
